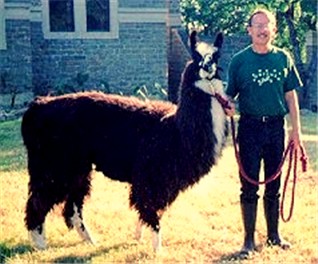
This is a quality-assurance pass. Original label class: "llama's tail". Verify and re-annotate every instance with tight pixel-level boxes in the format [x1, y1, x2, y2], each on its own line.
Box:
[21, 101, 41, 150]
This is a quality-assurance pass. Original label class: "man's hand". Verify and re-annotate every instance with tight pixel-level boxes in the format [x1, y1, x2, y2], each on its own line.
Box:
[224, 101, 236, 117]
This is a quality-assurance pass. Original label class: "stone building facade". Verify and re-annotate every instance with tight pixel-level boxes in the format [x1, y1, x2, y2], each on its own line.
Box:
[0, 0, 180, 96]
[0, 0, 316, 110]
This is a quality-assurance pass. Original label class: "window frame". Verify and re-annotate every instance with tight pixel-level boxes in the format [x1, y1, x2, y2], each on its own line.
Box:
[42, 0, 118, 39]
[0, 0, 6, 50]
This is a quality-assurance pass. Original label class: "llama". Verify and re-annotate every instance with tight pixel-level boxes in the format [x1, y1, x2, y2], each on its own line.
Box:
[21, 31, 228, 251]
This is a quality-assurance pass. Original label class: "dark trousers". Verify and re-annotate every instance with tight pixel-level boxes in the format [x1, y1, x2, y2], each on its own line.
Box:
[237, 116, 285, 203]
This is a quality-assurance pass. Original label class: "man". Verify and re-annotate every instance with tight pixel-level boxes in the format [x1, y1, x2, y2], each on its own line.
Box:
[225, 8, 304, 256]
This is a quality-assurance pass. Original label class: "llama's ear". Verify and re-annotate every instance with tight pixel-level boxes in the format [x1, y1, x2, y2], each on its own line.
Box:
[190, 31, 197, 53]
[214, 32, 223, 49]
[189, 31, 201, 63]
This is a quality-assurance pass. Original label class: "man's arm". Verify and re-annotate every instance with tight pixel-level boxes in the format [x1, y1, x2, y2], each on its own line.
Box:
[285, 89, 302, 147]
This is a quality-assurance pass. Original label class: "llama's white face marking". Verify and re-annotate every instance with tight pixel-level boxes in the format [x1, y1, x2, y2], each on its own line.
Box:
[196, 43, 218, 80]
[29, 225, 46, 250]
[71, 204, 95, 244]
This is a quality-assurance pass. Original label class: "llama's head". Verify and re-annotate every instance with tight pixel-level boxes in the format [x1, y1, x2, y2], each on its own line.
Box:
[190, 31, 223, 81]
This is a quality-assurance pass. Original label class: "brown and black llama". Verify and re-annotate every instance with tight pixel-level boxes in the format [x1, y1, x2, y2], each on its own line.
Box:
[21, 31, 228, 251]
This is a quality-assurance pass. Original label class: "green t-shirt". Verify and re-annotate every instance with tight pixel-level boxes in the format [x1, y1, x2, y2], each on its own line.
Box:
[226, 45, 303, 117]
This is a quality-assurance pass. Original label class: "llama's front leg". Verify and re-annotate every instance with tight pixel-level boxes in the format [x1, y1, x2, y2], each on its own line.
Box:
[152, 228, 162, 252]
[139, 210, 162, 252]
[135, 218, 162, 251]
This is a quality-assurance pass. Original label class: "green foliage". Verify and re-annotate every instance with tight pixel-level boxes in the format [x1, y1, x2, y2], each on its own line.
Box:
[74, 72, 89, 90]
[180, 0, 317, 62]
[0, 243, 32, 263]
[98, 79, 111, 93]
[133, 83, 168, 101]
[33, 72, 90, 96]
[0, 71, 22, 108]
[180, 0, 252, 35]
[33, 80, 51, 96]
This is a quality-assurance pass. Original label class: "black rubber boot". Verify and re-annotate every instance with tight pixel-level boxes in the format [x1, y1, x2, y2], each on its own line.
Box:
[264, 196, 291, 249]
[240, 200, 258, 257]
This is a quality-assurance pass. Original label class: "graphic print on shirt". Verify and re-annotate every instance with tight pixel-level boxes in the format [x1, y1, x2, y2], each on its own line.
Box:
[251, 68, 283, 86]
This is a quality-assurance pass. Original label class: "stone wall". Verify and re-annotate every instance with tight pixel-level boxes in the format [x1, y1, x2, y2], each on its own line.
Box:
[1, 0, 170, 98]
[31, 22, 168, 94]
[167, 28, 190, 103]
[0, 19, 32, 93]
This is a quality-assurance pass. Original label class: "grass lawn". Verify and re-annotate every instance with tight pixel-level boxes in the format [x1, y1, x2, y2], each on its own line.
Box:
[0, 113, 317, 263]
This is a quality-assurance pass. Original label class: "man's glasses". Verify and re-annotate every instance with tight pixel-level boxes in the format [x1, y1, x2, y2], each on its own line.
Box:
[251, 23, 274, 30]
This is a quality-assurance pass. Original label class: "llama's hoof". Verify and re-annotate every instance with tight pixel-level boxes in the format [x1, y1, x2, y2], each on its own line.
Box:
[75, 225, 95, 245]
[29, 228, 47, 250]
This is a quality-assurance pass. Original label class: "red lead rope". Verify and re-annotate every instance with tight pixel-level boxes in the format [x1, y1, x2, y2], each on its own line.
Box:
[214, 93, 308, 222]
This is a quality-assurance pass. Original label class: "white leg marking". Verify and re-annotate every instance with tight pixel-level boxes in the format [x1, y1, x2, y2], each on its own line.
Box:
[71, 204, 95, 244]
[29, 225, 46, 250]
[135, 219, 145, 241]
[152, 230, 162, 252]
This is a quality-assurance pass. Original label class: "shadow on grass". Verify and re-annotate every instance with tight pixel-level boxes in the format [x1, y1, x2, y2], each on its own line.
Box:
[215, 251, 254, 263]
[0, 242, 33, 263]
[52, 242, 137, 263]
[214, 244, 264, 263]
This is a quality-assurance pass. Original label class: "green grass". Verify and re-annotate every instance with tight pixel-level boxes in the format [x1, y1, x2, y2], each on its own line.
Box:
[0, 119, 27, 171]
[300, 112, 318, 135]
[0, 114, 317, 263]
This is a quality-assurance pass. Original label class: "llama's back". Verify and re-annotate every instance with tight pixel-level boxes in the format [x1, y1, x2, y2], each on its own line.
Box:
[21, 92, 177, 183]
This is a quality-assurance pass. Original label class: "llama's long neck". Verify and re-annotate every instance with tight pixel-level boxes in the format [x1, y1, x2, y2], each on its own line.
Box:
[174, 62, 227, 184]
[176, 84, 214, 153]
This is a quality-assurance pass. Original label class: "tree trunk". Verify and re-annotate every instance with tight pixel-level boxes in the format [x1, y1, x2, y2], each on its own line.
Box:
[283, 9, 311, 108]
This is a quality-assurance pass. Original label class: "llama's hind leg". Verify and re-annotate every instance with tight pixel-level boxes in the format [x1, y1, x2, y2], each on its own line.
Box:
[64, 203, 94, 244]
[63, 173, 94, 244]
[25, 191, 54, 250]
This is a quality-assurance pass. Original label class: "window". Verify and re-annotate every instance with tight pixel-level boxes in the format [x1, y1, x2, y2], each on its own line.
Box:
[43, 0, 118, 39]
[86, 0, 110, 32]
[0, 0, 6, 50]
[49, 0, 75, 32]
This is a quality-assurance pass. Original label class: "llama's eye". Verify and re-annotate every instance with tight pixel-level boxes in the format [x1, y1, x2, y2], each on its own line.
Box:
[204, 54, 212, 63]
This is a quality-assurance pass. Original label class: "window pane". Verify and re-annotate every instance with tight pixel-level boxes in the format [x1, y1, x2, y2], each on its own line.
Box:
[49, 0, 75, 32]
[86, 0, 110, 32]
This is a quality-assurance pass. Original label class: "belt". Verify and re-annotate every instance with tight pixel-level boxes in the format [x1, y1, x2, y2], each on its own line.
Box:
[241, 114, 284, 123]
